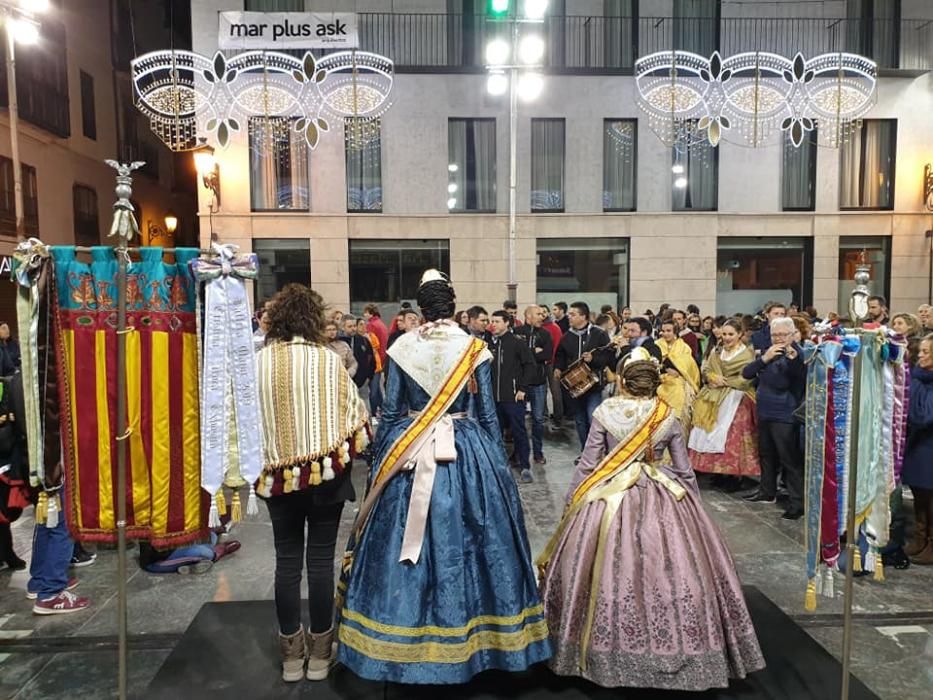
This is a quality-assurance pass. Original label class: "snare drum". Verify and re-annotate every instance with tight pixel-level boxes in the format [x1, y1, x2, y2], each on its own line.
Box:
[561, 359, 600, 399]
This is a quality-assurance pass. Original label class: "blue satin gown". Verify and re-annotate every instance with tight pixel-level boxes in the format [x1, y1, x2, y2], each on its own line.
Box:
[336, 357, 552, 683]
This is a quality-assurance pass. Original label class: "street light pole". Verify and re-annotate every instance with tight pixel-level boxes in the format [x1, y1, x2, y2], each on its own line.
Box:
[507, 19, 518, 303]
[3, 16, 25, 239]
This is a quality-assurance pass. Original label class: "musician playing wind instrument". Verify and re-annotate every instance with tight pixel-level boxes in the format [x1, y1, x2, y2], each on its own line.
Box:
[538, 348, 765, 690]
[336, 270, 551, 684]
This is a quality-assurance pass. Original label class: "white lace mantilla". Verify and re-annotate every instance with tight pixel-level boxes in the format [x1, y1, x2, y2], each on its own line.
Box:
[386, 323, 492, 397]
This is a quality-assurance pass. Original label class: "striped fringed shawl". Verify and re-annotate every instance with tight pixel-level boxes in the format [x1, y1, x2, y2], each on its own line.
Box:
[256, 339, 368, 470]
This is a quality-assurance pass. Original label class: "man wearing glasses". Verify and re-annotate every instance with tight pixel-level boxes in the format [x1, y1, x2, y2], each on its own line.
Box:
[740, 317, 806, 520]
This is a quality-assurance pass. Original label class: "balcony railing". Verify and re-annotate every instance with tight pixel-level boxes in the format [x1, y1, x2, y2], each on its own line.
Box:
[357, 14, 933, 73]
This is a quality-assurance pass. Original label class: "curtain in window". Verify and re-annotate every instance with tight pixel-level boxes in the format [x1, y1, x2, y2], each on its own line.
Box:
[531, 119, 565, 211]
[249, 118, 309, 211]
[603, 120, 636, 210]
[782, 134, 816, 210]
[448, 119, 496, 212]
[673, 0, 719, 56]
[672, 139, 717, 211]
[245, 0, 304, 10]
[346, 119, 383, 211]
[840, 120, 895, 209]
[603, 0, 635, 69]
[847, 0, 899, 69]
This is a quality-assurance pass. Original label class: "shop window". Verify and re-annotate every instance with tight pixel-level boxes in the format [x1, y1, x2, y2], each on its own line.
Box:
[716, 237, 813, 315]
[536, 237, 629, 311]
[253, 239, 311, 306]
[349, 240, 450, 316]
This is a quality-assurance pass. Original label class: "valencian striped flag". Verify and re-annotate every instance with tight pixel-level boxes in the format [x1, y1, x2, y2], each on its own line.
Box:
[51, 246, 207, 547]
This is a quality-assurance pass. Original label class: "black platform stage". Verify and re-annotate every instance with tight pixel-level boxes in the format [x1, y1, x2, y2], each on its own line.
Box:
[145, 587, 880, 700]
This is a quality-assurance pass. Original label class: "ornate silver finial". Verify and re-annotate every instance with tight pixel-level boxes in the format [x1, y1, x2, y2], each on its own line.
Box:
[104, 160, 144, 243]
[848, 254, 871, 324]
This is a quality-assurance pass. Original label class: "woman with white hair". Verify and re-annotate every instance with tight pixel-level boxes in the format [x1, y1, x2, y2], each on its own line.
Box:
[739, 317, 807, 519]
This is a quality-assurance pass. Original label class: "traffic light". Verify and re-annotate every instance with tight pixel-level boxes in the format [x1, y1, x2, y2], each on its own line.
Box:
[489, 0, 510, 17]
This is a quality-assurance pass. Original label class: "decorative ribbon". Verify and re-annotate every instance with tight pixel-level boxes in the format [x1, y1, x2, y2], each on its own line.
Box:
[398, 411, 462, 565]
[12, 238, 50, 489]
[190, 243, 262, 524]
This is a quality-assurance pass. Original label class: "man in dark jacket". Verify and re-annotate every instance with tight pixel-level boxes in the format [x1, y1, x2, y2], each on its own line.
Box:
[552, 301, 570, 334]
[554, 302, 614, 449]
[488, 311, 536, 483]
[341, 316, 376, 389]
[614, 317, 663, 364]
[513, 305, 554, 465]
[751, 302, 787, 354]
[741, 317, 806, 519]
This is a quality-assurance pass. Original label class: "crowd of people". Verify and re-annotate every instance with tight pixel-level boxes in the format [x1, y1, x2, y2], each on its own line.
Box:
[2, 280, 932, 690]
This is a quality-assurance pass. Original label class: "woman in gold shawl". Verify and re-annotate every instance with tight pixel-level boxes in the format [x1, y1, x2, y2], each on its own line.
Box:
[656, 319, 701, 431]
[687, 318, 760, 483]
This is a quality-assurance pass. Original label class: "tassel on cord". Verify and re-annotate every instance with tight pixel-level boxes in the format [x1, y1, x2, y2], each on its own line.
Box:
[815, 566, 824, 596]
[45, 493, 60, 529]
[310, 461, 322, 486]
[35, 491, 48, 525]
[216, 491, 227, 517]
[322, 456, 335, 481]
[824, 566, 835, 598]
[804, 579, 817, 611]
[208, 501, 220, 528]
[231, 491, 242, 522]
[853, 548, 862, 573]
[246, 485, 259, 517]
[874, 549, 885, 581]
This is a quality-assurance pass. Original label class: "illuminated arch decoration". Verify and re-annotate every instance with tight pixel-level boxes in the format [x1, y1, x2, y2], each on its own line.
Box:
[635, 50, 876, 151]
[131, 49, 394, 154]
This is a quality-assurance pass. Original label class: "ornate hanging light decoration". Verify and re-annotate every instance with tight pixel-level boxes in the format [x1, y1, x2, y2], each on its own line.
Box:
[635, 50, 876, 151]
[131, 48, 394, 154]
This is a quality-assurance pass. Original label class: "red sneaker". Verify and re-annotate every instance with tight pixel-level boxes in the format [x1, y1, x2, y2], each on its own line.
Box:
[32, 590, 91, 615]
[26, 577, 79, 600]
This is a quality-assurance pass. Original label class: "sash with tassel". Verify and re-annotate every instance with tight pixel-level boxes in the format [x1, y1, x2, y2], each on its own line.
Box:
[337, 336, 487, 602]
[12, 238, 62, 526]
[190, 244, 263, 526]
[536, 399, 675, 670]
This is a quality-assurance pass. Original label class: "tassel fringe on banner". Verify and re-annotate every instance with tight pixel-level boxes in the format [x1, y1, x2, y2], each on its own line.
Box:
[231, 491, 242, 522]
[246, 485, 259, 517]
[824, 564, 835, 598]
[853, 548, 862, 573]
[36, 491, 48, 524]
[216, 491, 227, 517]
[804, 578, 817, 611]
[45, 493, 60, 529]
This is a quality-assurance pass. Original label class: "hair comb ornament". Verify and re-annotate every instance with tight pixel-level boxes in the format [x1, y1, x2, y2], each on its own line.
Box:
[419, 269, 452, 289]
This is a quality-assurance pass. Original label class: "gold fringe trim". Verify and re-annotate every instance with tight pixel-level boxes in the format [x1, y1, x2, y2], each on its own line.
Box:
[874, 557, 885, 582]
[265, 423, 369, 471]
[231, 491, 242, 522]
[853, 549, 862, 573]
[215, 491, 227, 517]
[36, 491, 48, 524]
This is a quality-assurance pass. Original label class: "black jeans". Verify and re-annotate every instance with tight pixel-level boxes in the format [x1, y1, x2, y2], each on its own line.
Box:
[758, 420, 803, 510]
[266, 494, 344, 635]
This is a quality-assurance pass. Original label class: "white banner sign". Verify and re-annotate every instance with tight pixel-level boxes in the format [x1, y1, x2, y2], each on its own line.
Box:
[218, 12, 358, 50]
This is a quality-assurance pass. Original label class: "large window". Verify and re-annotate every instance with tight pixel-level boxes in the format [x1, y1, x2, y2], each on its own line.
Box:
[672, 138, 718, 211]
[716, 237, 813, 315]
[448, 118, 496, 212]
[838, 236, 891, 313]
[346, 118, 382, 212]
[840, 119, 896, 210]
[536, 238, 629, 311]
[249, 117, 309, 211]
[80, 71, 96, 141]
[253, 239, 311, 305]
[603, 119, 636, 211]
[782, 132, 817, 211]
[847, 0, 900, 69]
[349, 240, 450, 315]
[0, 157, 38, 237]
[839, 119, 897, 209]
[73, 185, 99, 247]
[531, 118, 565, 212]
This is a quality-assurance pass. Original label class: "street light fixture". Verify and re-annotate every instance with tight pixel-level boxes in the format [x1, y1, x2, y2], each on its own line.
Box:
[483, 0, 548, 303]
[0, 0, 47, 239]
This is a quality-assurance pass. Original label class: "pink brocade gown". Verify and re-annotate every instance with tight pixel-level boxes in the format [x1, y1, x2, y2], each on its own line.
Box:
[540, 412, 765, 690]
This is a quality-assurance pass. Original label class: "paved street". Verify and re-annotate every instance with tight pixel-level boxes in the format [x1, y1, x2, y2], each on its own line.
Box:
[2, 427, 932, 699]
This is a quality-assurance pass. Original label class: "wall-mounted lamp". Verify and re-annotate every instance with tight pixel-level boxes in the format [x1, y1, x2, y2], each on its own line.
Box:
[147, 212, 179, 244]
[163, 211, 178, 235]
[192, 138, 220, 211]
[924, 163, 933, 212]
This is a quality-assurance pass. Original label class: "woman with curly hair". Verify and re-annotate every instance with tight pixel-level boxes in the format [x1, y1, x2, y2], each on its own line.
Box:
[255, 284, 370, 683]
[538, 348, 764, 690]
[336, 270, 551, 684]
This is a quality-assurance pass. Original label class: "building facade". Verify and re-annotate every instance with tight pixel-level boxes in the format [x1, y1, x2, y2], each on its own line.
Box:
[191, 0, 933, 319]
[0, 0, 197, 328]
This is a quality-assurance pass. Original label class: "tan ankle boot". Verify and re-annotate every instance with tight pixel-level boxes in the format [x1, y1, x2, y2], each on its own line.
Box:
[279, 627, 306, 682]
[906, 493, 930, 556]
[305, 627, 336, 681]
